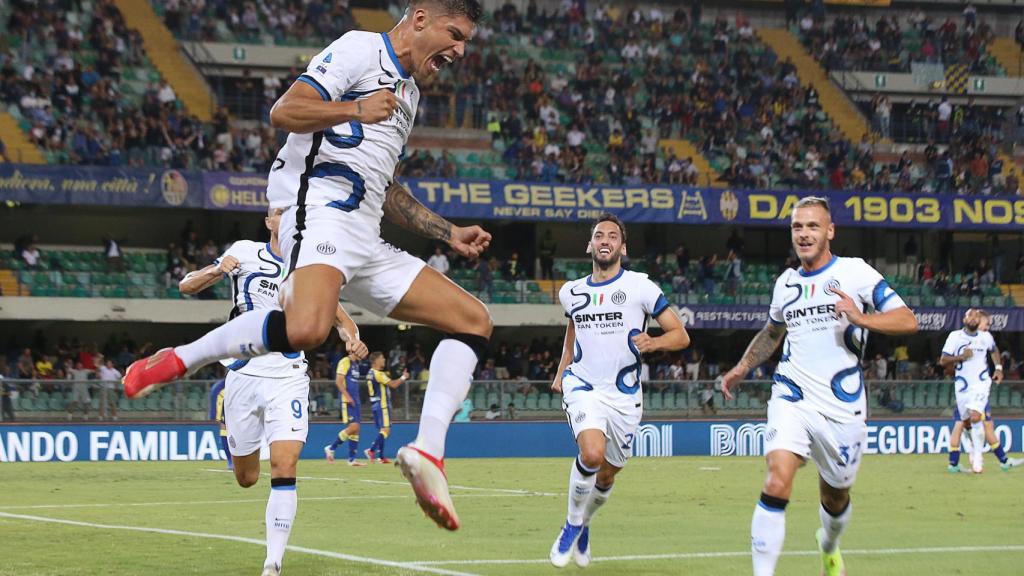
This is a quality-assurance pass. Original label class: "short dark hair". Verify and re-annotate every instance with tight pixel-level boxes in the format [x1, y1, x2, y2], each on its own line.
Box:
[408, 0, 483, 22]
[591, 212, 627, 243]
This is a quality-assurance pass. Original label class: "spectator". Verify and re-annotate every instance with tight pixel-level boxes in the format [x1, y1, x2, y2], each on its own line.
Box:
[918, 258, 935, 285]
[485, 403, 502, 420]
[539, 230, 556, 280]
[426, 246, 450, 275]
[503, 252, 526, 282]
[476, 256, 494, 302]
[877, 383, 904, 413]
[35, 354, 56, 379]
[66, 360, 94, 420]
[506, 401, 517, 420]
[894, 344, 911, 380]
[686, 349, 703, 381]
[699, 254, 718, 295]
[21, 241, 42, 269]
[103, 235, 126, 272]
[725, 250, 743, 296]
[871, 353, 888, 381]
[97, 357, 121, 420]
[700, 383, 716, 415]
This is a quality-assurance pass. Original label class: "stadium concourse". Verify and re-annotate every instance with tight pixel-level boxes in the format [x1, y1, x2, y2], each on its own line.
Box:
[1, 0, 1024, 575]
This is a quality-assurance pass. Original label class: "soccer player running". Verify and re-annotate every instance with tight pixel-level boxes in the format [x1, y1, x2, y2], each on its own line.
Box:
[326, 353, 372, 466]
[124, 0, 490, 530]
[720, 197, 918, 576]
[943, 309, 1022, 473]
[549, 214, 690, 568]
[365, 351, 409, 463]
[178, 208, 366, 576]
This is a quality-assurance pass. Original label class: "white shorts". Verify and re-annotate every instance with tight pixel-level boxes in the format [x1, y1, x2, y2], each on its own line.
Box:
[561, 373, 642, 468]
[955, 387, 990, 420]
[224, 370, 310, 457]
[764, 399, 866, 489]
[279, 205, 425, 317]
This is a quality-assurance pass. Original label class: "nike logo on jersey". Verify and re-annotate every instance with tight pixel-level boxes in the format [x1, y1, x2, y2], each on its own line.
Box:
[377, 50, 396, 86]
[291, 427, 303, 432]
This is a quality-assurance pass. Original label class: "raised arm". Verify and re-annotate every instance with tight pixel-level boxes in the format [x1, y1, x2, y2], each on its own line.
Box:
[631, 307, 690, 353]
[334, 304, 368, 360]
[269, 81, 396, 134]
[179, 256, 239, 295]
[720, 320, 788, 400]
[551, 320, 577, 394]
[991, 344, 1004, 384]
[382, 180, 491, 259]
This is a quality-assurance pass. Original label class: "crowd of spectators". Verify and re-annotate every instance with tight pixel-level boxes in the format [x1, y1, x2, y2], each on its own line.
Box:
[800, 6, 1004, 74]
[155, 0, 359, 47]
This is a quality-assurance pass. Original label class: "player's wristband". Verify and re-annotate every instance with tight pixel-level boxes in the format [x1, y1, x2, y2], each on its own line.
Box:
[994, 365, 1003, 371]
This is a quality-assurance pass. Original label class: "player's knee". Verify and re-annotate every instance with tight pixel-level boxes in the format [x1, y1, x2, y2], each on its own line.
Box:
[579, 447, 604, 471]
[235, 469, 259, 488]
[286, 319, 331, 351]
[461, 299, 493, 338]
[820, 491, 850, 514]
[762, 474, 791, 498]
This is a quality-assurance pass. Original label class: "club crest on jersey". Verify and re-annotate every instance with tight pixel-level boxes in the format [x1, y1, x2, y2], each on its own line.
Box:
[611, 290, 627, 305]
[317, 241, 337, 255]
[823, 279, 841, 296]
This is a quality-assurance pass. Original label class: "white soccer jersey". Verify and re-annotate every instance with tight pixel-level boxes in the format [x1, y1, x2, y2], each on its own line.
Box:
[768, 256, 906, 423]
[266, 31, 419, 238]
[215, 241, 307, 377]
[559, 269, 670, 409]
[942, 329, 995, 394]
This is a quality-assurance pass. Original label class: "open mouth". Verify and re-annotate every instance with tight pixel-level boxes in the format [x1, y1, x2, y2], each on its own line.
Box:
[598, 248, 611, 257]
[430, 53, 453, 71]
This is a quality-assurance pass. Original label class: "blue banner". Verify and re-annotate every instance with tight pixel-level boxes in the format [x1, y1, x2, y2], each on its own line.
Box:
[2, 164, 1023, 230]
[3, 419, 1021, 462]
[0, 164, 201, 208]
[675, 305, 1024, 332]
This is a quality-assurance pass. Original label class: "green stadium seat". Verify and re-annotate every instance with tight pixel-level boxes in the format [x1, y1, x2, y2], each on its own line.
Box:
[512, 393, 525, 409]
[648, 391, 663, 410]
[524, 394, 538, 410]
[538, 393, 553, 410]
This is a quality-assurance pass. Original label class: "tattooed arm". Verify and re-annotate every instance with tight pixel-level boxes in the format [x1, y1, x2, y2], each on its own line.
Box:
[382, 180, 491, 258]
[719, 321, 787, 400]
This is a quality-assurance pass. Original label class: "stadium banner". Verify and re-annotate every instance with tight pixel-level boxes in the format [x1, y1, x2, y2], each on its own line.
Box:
[2, 419, 1022, 462]
[2, 164, 1021, 230]
[677, 305, 1024, 332]
[0, 164, 201, 208]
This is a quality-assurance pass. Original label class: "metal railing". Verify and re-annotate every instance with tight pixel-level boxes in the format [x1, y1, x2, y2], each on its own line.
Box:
[2, 379, 1021, 424]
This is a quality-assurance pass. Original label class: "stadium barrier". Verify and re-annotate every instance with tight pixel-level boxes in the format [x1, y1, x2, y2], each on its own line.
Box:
[1, 419, 1022, 463]
[8, 379, 1020, 423]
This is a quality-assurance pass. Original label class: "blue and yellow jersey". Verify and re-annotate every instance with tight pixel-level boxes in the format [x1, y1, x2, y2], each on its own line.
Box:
[209, 379, 227, 436]
[367, 369, 393, 405]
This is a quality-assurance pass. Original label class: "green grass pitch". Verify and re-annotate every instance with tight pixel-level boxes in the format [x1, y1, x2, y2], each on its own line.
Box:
[0, 455, 1021, 575]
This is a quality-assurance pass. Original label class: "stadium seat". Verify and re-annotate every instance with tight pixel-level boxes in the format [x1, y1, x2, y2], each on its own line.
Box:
[524, 394, 538, 410]
[648, 391, 663, 410]
[538, 393, 553, 410]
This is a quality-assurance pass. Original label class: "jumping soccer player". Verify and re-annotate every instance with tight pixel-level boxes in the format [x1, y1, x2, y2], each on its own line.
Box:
[326, 353, 372, 466]
[365, 351, 409, 464]
[549, 213, 689, 568]
[178, 208, 365, 576]
[720, 196, 918, 576]
[124, 0, 488, 530]
[944, 309, 1022, 473]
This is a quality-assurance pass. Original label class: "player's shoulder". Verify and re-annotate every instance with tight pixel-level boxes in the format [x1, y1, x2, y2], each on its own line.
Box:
[771, 266, 796, 288]
[329, 30, 381, 50]
[836, 256, 877, 276]
[227, 239, 261, 255]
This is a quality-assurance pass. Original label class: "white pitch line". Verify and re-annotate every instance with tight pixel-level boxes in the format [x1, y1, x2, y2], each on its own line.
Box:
[203, 468, 561, 497]
[411, 545, 1024, 566]
[0, 493, 532, 511]
[0, 511, 480, 576]
[698, 467, 721, 471]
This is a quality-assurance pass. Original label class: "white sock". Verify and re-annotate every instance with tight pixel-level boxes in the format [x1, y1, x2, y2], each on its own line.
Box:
[818, 502, 851, 553]
[175, 309, 273, 371]
[751, 501, 786, 576]
[414, 339, 477, 459]
[970, 424, 985, 462]
[265, 483, 297, 570]
[582, 482, 614, 525]
[567, 457, 598, 525]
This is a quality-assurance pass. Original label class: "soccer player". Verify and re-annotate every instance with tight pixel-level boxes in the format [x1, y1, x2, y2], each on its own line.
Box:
[209, 378, 230, 470]
[124, 0, 489, 530]
[943, 309, 1022, 473]
[326, 353, 372, 466]
[720, 197, 918, 576]
[178, 208, 366, 576]
[365, 351, 409, 463]
[549, 214, 690, 568]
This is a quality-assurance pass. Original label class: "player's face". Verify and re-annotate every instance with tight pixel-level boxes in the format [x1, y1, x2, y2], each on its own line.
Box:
[587, 221, 625, 269]
[790, 206, 834, 265]
[265, 209, 282, 234]
[964, 309, 981, 331]
[409, 8, 474, 80]
[372, 356, 385, 370]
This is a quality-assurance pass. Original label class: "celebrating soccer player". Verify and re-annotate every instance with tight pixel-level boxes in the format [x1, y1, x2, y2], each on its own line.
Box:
[549, 213, 690, 568]
[720, 196, 918, 576]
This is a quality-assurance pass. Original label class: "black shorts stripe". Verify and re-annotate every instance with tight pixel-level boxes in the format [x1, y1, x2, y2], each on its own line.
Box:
[228, 274, 241, 320]
[288, 130, 324, 277]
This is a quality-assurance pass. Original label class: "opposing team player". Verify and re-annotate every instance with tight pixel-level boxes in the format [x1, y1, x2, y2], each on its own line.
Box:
[124, 0, 489, 530]
[943, 309, 1022, 473]
[178, 208, 365, 576]
[549, 214, 689, 568]
[720, 197, 918, 576]
[326, 353, 372, 466]
[365, 351, 410, 464]
[209, 377, 230, 470]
